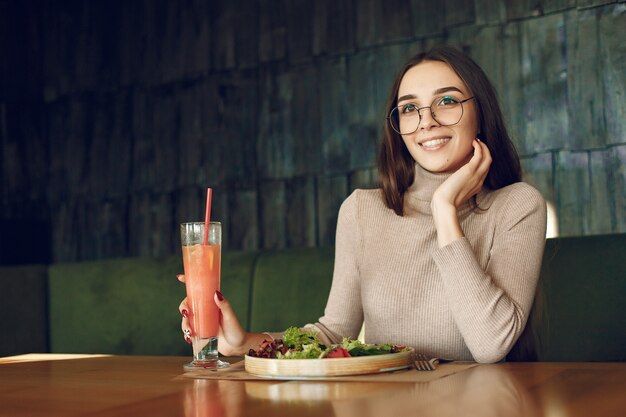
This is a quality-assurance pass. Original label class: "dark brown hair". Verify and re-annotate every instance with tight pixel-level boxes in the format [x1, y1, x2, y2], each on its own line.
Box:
[377, 45, 522, 215]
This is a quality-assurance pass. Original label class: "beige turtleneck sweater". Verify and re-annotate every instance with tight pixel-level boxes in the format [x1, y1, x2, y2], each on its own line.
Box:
[307, 164, 547, 363]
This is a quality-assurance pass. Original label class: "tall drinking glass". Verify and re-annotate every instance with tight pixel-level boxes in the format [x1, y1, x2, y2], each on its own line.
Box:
[181, 221, 229, 370]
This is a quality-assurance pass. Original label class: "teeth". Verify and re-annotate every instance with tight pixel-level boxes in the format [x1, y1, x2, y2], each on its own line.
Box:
[420, 138, 450, 148]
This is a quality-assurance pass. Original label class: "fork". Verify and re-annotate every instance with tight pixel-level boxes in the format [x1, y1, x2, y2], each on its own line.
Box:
[414, 353, 438, 371]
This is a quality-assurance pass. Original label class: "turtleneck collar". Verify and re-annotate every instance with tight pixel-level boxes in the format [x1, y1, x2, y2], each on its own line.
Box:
[403, 163, 484, 216]
[406, 163, 453, 203]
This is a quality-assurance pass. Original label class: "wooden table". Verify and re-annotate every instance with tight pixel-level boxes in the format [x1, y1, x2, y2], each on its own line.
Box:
[0, 354, 624, 417]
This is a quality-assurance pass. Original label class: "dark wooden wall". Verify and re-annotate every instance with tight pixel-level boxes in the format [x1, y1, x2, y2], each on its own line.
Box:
[1, 0, 624, 263]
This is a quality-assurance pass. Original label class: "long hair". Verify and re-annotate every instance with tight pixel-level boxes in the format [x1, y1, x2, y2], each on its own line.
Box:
[377, 45, 522, 215]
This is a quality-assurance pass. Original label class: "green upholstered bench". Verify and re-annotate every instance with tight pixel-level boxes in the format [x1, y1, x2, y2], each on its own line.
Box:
[1, 234, 625, 360]
[46, 251, 258, 356]
[42, 247, 333, 356]
[535, 233, 625, 361]
[42, 247, 334, 356]
[508, 233, 626, 361]
[248, 247, 335, 332]
[0, 265, 49, 356]
[47, 256, 188, 355]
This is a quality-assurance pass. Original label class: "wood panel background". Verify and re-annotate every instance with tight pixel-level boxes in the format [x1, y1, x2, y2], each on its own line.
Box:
[1, 0, 624, 262]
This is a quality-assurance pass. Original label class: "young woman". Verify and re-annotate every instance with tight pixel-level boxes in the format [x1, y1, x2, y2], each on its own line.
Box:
[179, 45, 547, 363]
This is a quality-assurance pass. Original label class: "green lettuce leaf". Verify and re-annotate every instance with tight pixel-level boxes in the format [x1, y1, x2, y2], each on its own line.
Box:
[277, 343, 323, 359]
[282, 326, 320, 349]
[342, 337, 395, 356]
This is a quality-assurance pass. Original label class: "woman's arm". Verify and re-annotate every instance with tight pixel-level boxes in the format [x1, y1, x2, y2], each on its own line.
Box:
[433, 186, 547, 363]
[431, 139, 491, 248]
[312, 192, 364, 344]
[430, 140, 547, 363]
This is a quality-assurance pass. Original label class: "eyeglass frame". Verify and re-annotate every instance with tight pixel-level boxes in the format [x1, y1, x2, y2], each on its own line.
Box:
[387, 96, 475, 135]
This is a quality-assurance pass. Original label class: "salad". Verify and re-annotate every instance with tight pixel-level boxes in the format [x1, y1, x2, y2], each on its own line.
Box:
[247, 327, 408, 359]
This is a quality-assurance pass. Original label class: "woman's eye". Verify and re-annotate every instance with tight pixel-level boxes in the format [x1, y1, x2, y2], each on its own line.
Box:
[438, 96, 460, 106]
[401, 103, 417, 113]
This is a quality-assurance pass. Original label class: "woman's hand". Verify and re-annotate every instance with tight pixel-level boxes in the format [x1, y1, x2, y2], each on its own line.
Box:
[433, 139, 492, 208]
[431, 139, 492, 247]
[177, 274, 266, 356]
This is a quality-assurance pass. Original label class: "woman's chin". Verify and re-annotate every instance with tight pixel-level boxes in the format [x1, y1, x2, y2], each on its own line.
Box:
[417, 159, 458, 174]
[415, 150, 472, 174]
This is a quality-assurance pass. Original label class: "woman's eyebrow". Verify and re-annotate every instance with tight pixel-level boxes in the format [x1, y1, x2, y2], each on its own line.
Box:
[397, 86, 465, 103]
[397, 94, 417, 102]
[433, 86, 464, 95]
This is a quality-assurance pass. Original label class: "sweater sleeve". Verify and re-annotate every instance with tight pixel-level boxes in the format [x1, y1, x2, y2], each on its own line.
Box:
[432, 185, 547, 363]
[310, 191, 364, 344]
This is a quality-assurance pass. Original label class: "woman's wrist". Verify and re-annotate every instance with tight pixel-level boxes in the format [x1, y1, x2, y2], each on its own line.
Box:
[431, 197, 464, 248]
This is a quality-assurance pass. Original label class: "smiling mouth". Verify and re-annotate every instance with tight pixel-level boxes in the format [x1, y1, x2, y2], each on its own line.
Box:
[419, 137, 451, 149]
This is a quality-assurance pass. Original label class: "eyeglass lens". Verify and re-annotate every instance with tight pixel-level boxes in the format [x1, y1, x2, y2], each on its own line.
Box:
[389, 96, 466, 135]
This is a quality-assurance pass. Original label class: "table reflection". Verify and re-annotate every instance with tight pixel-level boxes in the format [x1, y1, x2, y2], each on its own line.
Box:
[330, 365, 542, 417]
[182, 380, 241, 417]
[181, 365, 542, 417]
[184, 379, 339, 416]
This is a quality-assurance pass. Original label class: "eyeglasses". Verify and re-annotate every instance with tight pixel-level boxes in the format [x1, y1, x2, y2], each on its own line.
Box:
[387, 96, 475, 135]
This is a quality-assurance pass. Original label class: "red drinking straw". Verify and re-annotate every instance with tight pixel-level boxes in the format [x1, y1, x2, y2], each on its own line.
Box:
[203, 188, 212, 245]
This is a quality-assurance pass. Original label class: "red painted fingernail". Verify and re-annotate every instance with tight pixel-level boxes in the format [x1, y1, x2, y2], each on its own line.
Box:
[185, 336, 192, 344]
[181, 309, 189, 318]
[216, 290, 224, 301]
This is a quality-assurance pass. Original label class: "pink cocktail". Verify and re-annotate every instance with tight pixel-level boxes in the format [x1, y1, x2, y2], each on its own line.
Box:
[181, 221, 229, 370]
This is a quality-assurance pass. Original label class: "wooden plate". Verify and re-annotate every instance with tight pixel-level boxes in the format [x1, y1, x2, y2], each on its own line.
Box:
[244, 348, 413, 379]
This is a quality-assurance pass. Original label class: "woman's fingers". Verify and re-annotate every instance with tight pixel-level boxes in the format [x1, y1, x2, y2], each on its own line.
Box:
[177, 275, 190, 342]
[476, 140, 492, 174]
[182, 323, 191, 343]
[214, 291, 247, 350]
[179, 298, 189, 318]
[470, 140, 491, 181]
[472, 141, 491, 190]
[179, 298, 192, 343]
[457, 140, 485, 186]
[178, 290, 248, 352]
[214, 291, 245, 335]
[449, 140, 491, 206]
[469, 139, 483, 167]
[471, 140, 491, 172]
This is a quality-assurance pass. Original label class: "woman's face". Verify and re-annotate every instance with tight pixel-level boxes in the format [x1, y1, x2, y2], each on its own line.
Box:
[396, 60, 479, 173]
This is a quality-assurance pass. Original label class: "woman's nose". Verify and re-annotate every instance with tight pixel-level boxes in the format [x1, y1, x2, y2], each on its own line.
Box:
[418, 107, 439, 130]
